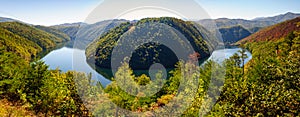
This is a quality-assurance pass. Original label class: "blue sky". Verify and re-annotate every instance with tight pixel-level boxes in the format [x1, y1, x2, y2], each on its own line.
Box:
[198, 0, 300, 19]
[0, 0, 299, 26]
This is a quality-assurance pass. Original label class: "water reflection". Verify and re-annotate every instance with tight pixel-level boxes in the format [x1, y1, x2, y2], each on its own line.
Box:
[42, 46, 252, 87]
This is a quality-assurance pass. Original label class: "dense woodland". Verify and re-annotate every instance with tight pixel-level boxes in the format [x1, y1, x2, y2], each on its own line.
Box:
[238, 17, 300, 44]
[86, 17, 217, 70]
[51, 19, 127, 49]
[219, 25, 252, 45]
[0, 22, 70, 61]
[198, 12, 300, 46]
[0, 16, 299, 116]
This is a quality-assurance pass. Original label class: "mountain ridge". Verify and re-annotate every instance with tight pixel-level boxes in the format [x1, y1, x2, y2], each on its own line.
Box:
[252, 12, 300, 22]
[86, 17, 214, 70]
[0, 22, 69, 61]
[1, 12, 299, 48]
[197, 12, 300, 45]
[237, 17, 300, 44]
[219, 25, 252, 44]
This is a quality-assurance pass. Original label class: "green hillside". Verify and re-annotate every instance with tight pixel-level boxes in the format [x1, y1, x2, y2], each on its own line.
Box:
[237, 17, 300, 44]
[0, 22, 69, 61]
[52, 20, 127, 49]
[198, 12, 300, 45]
[0, 28, 42, 61]
[51, 23, 82, 40]
[34, 25, 71, 42]
[219, 25, 252, 45]
[0, 21, 95, 116]
[86, 17, 215, 70]
[0, 22, 67, 50]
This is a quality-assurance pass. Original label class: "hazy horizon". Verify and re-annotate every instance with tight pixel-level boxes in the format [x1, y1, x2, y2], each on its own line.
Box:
[0, 0, 300, 26]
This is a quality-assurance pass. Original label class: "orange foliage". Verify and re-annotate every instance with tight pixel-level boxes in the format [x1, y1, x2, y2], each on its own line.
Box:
[238, 17, 300, 44]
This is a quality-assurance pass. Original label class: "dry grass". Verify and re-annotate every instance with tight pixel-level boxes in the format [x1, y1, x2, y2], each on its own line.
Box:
[0, 99, 35, 117]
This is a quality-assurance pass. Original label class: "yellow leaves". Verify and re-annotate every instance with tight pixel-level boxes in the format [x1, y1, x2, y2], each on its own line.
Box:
[297, 22, 300, 27]
[157, 94, 174, 105]
[0, 99, 34, 117]
[136, 74, 151, 86]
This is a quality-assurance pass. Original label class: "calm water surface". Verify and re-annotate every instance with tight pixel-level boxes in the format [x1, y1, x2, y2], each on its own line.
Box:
[42, 47, 252, 87]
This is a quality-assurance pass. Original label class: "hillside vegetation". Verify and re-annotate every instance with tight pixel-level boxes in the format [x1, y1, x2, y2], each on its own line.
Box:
[209, 17, 300, 116]
[34, 25, 70, 42]
[253, 12, 300, 23]
[219, 25, 252, 44]
[0, 16, 299, 116]
[0, 22, 68, 50]
[86, 17, 216, 70]
[0, 21, 93, 116]
[198, 12, 300, 45]
[237, 17, 300, 44]
[81, 17, 299, 116]
[52, 20, 127, 49]
[0, 22, 70, 61]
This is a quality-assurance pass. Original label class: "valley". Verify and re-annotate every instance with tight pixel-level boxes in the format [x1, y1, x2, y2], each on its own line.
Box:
[0, 11, 299, 116]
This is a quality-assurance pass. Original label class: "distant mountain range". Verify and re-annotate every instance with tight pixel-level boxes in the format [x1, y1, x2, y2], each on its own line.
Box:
[237, 17, 300, 44]
[198, 12, 300, 31]
[197, 12, 300, 44]
[219, 25, 252, 45]
[51, 19, 128, 49]
[252, 12, 300, 23]
[1, 12, 299, 48]
[197, 18, 272, 32]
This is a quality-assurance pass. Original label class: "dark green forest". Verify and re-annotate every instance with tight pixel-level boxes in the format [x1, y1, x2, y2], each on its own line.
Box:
[86, 17, 217, 70]
[219, 25, 252, 45]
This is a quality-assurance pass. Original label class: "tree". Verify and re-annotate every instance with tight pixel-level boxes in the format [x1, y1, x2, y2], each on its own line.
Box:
[136, 74, 150, 86]
[238, 49, 248, 75]
[23, 61, 50, 114]
[231, 53, 241, 67]
[0, 50, 28, 101]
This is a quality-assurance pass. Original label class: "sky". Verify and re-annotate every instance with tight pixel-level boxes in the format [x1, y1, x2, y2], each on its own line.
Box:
[0, 0, 299, 26]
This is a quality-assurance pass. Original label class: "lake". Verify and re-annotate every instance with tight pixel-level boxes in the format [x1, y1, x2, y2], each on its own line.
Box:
[42, 46, 252, 87]
[42, 47, 111, 87]
[207, 47, 252, 64]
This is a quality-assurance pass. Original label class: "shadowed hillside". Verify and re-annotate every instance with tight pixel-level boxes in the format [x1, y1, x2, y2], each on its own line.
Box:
[219, 25, 252, 45]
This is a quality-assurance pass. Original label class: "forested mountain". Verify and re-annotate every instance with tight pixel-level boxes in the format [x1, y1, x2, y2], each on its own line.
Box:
[50, 22, 85, 40]
[198, 12, 300, 31]
[197, 19, 268, 44]
[0, 20, 93, 116]
[197, 18, 273, 32]
[193, 22, 220, 50]
[212, 17, 300, 116]
[197, 12, 300, 45]
[0, 27, 41, 61]
[248, 26, 264, 33]
[86, 17, 216, 70]
[219, 25, 252, 44]
[52, 19, 128, 49]
[0, 12, 299, 116]
[237, 17, 300, 44]
[0, 22, 69, 61]
[253, 12, 300, 23]
[34, 25, 71, 42]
